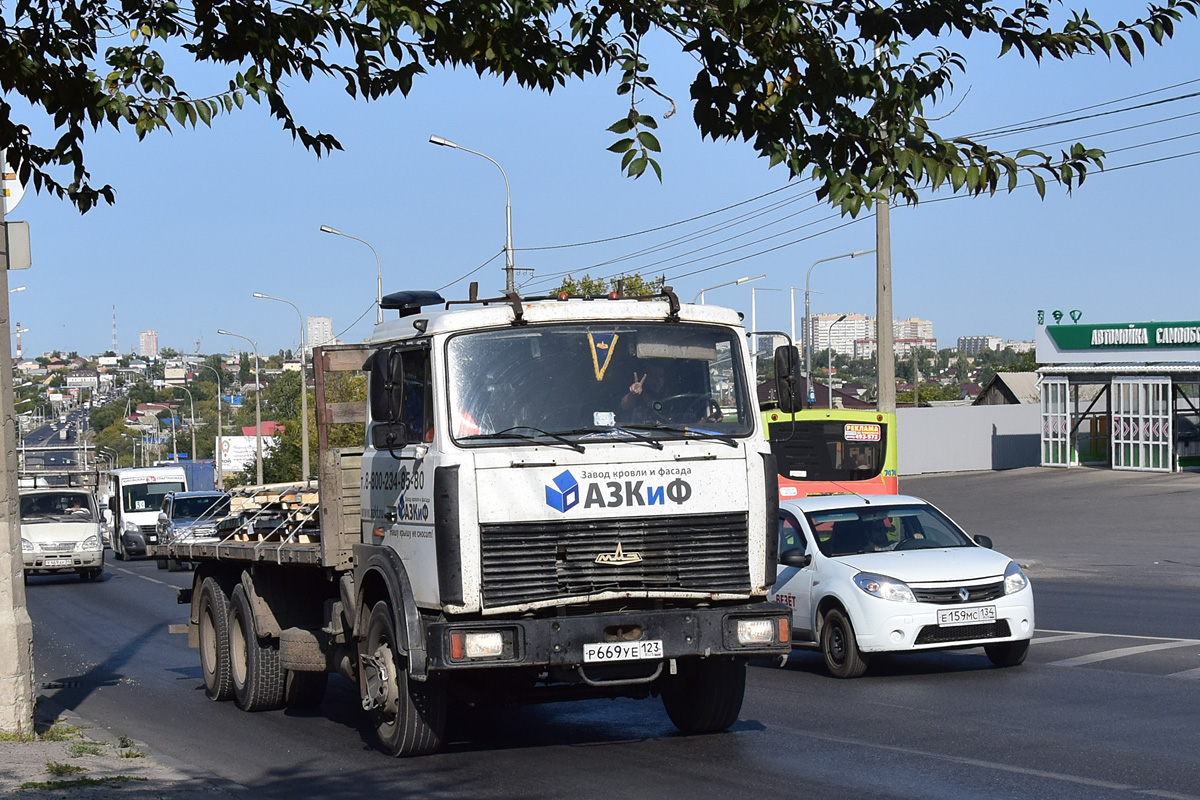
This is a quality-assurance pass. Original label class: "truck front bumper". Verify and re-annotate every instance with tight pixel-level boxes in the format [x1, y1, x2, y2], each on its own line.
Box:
[425, 603, 792, 672]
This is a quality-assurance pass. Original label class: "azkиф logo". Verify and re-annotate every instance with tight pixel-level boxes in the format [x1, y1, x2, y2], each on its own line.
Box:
[545, 470, 580, 513]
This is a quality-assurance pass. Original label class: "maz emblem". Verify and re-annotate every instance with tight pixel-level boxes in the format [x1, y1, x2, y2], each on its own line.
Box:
[595, 542, 643, 565]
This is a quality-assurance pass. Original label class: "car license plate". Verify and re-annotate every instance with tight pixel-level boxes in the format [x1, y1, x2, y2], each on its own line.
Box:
[43, 557, 73, 567]
[582, 640, 664, 663]
[937, 605, 997, 627]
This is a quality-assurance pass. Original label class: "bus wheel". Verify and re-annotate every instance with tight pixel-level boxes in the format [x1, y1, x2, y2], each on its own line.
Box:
[363, 601, 445, 756]
[229, 584, 286, 711]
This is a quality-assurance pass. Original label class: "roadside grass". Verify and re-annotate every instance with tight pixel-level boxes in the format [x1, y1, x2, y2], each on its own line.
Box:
[67, 741, 106, 757]
[18, 776, 148, 790]
[45, 761, 87, 777]
[0, 720, 84, 744]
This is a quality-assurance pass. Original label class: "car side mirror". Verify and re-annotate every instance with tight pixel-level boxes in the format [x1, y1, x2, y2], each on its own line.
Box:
[779, 547, 811, 568]
[974, 535, 993, 549]
[158, 512, 169, 523]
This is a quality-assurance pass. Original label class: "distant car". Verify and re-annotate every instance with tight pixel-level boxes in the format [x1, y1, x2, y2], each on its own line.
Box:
[19, 489, 105, 582]
[772, 494, 1034, 678]
[155, 491, 231, 571]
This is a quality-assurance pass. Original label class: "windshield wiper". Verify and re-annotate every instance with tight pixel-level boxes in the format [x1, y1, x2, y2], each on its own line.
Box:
[620, 423, 740, 448]
[458, 426, 585, 453]
[549, 426, 664, 450]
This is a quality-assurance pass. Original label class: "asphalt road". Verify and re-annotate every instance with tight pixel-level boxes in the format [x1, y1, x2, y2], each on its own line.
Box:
[23, 467, 1200, 799]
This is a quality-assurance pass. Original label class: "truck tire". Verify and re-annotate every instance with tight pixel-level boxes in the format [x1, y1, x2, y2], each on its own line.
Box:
[284, 671, 328, 710]
[660, 656, 747, 735]
[363, 601, 446, 756]
[821, 608, 869, 679]
[229, 584, 286, 711]
[198, 578, 234, 701]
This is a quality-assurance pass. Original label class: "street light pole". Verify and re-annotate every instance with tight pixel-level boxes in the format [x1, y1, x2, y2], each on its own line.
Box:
[804, 249, 875, 408]
[693, 274, 766, 304]
[253, 292, 310, 482]
[198, 363, 223, 488]
[829, 314, 848, 410]
[218, 330, 263, 485]
[319, 226, 384, 324]
[429, 135, 516, 293]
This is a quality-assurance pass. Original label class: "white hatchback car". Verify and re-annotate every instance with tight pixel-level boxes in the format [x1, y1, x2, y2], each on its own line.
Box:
[772, 494, 1034, 678]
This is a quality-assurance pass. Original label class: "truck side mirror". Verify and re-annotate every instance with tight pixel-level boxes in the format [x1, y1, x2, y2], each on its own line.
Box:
[369, 347, 405, 424]
[774, 345, 801, 413]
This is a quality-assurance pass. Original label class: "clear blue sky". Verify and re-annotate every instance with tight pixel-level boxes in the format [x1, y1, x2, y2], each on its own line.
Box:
[7, 17, 1199, 359]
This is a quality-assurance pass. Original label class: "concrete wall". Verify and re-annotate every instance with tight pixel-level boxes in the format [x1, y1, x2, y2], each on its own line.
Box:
[896, 404, 1041, 475]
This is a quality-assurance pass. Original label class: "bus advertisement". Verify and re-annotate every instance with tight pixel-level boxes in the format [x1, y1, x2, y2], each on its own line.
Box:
[761, 407, 898, 498]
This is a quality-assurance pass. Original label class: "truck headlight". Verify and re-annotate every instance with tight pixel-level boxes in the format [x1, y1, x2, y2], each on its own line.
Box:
[123, 521, 140, 535]
[1004, 561, 1028, 595]
[448, 629, 517, 662]
[736, 619, 777, 645]
[21, 538, 35, 553]
[79, 535, 101, 551]
[854, 572, 916, 603]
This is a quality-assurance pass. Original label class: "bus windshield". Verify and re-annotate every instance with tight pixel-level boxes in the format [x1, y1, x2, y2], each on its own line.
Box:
[122, 482, 185, 512]
[446, 322, 752, 444]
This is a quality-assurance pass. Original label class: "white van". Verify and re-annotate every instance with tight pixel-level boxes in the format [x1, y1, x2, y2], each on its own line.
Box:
[109, 466, 188, 560]
[19, 488, 105, 582]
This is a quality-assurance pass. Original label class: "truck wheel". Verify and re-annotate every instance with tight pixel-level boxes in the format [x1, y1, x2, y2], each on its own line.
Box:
[156, 559, 168, 570]
[284, 671, 328, 710]
[821, 608, 869, 679]
[198, 578, 234, 701]
[985, 639, 1030, 668]
[229, 584, 286, 711]
[167, 559, 184, 572]
[363, 601, 446, 756]
[660, 656, 747, 735]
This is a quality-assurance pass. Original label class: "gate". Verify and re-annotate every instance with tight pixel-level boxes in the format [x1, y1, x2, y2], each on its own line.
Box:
[1111, 377, 1172, 471]
[1040, 376, 1072, 467]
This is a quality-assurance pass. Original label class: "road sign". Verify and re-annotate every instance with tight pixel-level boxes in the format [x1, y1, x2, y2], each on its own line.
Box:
[2, 149, 26, 214]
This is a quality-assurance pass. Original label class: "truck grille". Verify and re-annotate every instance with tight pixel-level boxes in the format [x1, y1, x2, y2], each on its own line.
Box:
[41, 541, 76, 553]
[479, 512, 751, 608]
[911, 581, 1006, 605]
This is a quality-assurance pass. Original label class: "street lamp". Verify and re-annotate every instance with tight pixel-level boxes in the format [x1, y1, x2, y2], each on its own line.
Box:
[253, 291, 310, 482]
[8, 286, 24, 294]
[319, 225, 384, 324]
[175, 385, 196, 465]
[429, 135, 516, 293]
[197, 363, 224, 487]
[804, 249, 875, 408]
[693, 274, 766, 304]
[217, 329, 263, 485]
[828, 314, 848, 410]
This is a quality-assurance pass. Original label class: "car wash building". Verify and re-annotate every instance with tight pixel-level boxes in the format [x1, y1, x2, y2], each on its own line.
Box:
[1036, 320, 1200, 472]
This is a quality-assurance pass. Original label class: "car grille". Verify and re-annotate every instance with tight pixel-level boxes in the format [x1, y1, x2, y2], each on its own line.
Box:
[915, 620, 1012, 645]
[479, 512, 751, 608]
[41, 541, 76, 553]
[911, 580, 1006, 605]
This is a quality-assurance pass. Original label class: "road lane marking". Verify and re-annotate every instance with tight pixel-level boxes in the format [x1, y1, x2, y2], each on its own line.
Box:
[115, 567, 169, 587]
[1033, 632, 1105, 645]
[1165, 667, 1200, 680]
[1037, 628, 1200, 645]
[1049, 640, 1199, 667]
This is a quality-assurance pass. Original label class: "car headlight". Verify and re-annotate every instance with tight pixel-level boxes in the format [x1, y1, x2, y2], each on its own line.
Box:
[854, 572, 915, 603]
[1004, 561, 1028, 595]
[123, 521, 140, 534]
[79, 535, 101, 551]
[21, 538, 35, 553]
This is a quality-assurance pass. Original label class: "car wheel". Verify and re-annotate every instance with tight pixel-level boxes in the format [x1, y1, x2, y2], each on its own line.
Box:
[660, 656, 747, 735]
[363, 601, 446, 756]
[198, 578, 234, 701]
[229, 584, 286, 712]
[985, 639, 1030, 668]
[156, 559, 168, 570]
[821, 608, 869, 679]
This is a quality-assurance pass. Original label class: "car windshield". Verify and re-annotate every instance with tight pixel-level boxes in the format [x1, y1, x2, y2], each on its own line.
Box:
[20, 492, 94, 522]
[804, 504, 974, 557]
[122, 482, 185, 512]
[446, 322, 752, 444]
[172, 496, 230, 519]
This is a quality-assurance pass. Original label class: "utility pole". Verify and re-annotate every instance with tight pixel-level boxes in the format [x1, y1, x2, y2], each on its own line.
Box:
[0, 183, 36, 736]
[875, 195, 895, 412]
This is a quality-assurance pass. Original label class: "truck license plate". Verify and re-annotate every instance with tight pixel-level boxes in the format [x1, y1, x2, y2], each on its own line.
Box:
[937, 605, 997, 627]
[43, 558, 72, 567]
[582, 640, 664, 663]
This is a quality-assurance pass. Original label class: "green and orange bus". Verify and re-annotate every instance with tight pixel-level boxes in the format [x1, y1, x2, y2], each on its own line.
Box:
[761, 407, 898, 498]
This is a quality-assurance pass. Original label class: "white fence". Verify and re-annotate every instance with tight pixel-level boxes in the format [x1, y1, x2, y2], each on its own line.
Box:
[896, 404, 1041, 475]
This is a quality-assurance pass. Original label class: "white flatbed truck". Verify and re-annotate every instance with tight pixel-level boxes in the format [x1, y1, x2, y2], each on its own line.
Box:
[156, 287, 792, 756]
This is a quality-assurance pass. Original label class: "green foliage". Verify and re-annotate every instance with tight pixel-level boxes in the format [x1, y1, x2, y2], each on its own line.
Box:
[555, 273, 666, 297]
[45, 761, 87, 776]
[67, 742, 105, 757]
[3, 0, 1193, 214]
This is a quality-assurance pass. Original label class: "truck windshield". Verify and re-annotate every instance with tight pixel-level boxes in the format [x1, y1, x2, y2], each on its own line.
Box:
[446, 322, 752, 444]
[122, 482, 185, 512]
